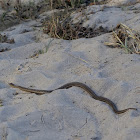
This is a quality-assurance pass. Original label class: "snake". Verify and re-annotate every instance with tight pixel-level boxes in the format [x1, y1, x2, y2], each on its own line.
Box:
[9, 82, 137, 114]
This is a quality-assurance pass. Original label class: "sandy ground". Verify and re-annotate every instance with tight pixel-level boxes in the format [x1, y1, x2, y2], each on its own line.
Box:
[0, 0, 140, 140]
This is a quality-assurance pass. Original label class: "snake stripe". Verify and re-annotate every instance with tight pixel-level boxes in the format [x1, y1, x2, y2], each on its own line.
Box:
[9, 82, 137, 114]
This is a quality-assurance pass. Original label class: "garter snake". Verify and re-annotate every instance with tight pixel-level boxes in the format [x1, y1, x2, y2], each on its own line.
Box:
[9, 82, 137, 114]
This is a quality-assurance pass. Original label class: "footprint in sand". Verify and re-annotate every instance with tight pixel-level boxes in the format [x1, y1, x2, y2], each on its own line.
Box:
[15, 62, 32, 74]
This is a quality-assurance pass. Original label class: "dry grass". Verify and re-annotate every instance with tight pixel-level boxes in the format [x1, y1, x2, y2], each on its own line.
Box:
[42, 12, 81, 40]
[30, 39, 54, 58]
[14, 1, 40, 20]
[50, 0, 110, 9]
[0, 0, 50, 31]
[105, 23, 140, 54]
[42, 9, 109, 40]
[0, 0, 108, 31]
[50, 0, 85, 9]
[0, 0, 50, 22]
[42, 0, 110, 40]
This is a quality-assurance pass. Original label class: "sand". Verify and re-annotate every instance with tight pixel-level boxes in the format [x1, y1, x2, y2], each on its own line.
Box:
[0, 0, 140, 140]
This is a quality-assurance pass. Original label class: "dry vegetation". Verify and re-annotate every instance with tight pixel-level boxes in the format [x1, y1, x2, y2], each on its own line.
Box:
[43, 12, 109, 40]
[42, 0, 110, 40]
[0, 0, 140, 54]
[105, 23, 140, 54]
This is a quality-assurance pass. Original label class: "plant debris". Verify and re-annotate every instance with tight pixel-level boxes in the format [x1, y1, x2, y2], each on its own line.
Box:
[43, 12, 109, 40]
[105, 23, 140, 54]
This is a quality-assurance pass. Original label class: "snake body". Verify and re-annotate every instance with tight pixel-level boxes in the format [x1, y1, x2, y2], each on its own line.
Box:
[9, 82, 137, 114]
